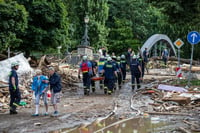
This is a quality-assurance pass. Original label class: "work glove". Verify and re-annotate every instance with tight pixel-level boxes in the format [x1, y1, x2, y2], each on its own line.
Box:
[13, 85, 16, 91]
[78, 75, 81, 79]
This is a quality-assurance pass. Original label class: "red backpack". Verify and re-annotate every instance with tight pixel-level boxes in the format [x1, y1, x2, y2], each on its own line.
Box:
[81, 61, 89, 73]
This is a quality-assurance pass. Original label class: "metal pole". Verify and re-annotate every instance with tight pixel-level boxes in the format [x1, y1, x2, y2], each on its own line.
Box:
[177, 48, 180, 83]
[187, 44, 194, 87]
[8, 47, 10, 58]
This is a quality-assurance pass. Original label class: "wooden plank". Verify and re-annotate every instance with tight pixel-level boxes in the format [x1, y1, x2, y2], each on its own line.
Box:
[145, 111, 190, 116]
[162, 97, 191, 105]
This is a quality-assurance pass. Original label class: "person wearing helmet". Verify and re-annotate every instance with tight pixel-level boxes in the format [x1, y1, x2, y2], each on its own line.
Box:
[9, 62, 21, 114]
[89, 56, 97, 93]
[120, 54, 127, 83]
[98, 56, 106, 89]
[78, 55, 92, 95]
[130, 55, 142, 90]
[116, 56, 122, 89]
[101, 57, 117, 95]
[111, 55, 119, 90]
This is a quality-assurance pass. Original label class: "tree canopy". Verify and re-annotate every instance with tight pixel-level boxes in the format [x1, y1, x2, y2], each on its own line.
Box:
[0, 0, 28, 52]
[0, 0, 199, 59]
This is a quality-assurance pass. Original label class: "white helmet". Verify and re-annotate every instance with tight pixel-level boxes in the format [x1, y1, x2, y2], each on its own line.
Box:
[107, 57, 112, 61]
[100, 56, 105, 59]
[121, 54, 125, 59]
[132, 55, 137, 59]
[11, 62, 19, 67]
[82, 55, 87, 60]
[117, 56, 121, 60]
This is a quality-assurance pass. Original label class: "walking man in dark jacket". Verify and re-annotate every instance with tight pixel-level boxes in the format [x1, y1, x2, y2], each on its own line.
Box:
[101, 57, 117, 95]
[48, 67, 62, 116]
[130, 55, 142, 90]
[9, 62, 21, 114]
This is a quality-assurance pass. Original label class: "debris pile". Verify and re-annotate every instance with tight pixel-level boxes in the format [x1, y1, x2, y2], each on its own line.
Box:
[131, 80, 200, 131]
[0, 54, 79, 113]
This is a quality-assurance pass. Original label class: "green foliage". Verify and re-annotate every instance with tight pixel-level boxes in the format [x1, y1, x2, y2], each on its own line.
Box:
[149, 0, 200, 59]
[0, 0, 28, 52]
[17, 0, 68, 55]
[65, 0, 109, 51]
[107, 17, 141, 55]
[0, 0, 199, 59]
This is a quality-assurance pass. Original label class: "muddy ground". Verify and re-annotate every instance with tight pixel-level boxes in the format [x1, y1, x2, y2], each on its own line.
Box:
[0, 69, 199, 133]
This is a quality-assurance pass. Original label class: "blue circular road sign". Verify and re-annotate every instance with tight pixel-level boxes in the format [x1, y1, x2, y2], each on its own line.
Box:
[187, 31, 200, 45]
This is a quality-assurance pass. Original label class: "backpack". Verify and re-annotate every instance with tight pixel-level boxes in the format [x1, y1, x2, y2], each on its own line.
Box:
[81, 61, 89, 72]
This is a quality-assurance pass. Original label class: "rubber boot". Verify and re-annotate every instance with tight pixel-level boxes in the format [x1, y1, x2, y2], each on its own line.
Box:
[104, 87, 107, 94]
[10, 106, 17, 115]
[86, 88, 90, 96]
[84, 87, 87, 95]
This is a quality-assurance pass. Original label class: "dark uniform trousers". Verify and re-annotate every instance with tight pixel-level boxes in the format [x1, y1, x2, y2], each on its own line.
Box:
[9, 89, 21, 111]
[82, 72, 91, 94]
[117, 72, 122, 88]
[131, 72, 141, 90]
[104, 78, 115, 93]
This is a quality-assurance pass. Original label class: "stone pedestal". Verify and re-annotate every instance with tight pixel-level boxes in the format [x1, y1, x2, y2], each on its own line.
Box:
[77, 45, 93, 57]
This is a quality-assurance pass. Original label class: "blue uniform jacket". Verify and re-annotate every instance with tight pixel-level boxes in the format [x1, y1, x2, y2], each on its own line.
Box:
[9, 69, 19, 91]
[32, 75, 49, 95]
[103, 61, 116, 79]
[130, 59, 141, 74]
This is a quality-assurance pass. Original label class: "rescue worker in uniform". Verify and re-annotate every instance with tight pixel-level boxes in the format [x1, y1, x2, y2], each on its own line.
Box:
[101, 57, 117, 95]
[78, 56, 92, 95]
[89, 56, 97, 92]
[9, 62, 21, 114]
[116, 56, 122, 89]
[98, 56, 106, 89]
[120, 54, 127, 83]
[130, 55, 142, 90]
[111, 56, 119, 90]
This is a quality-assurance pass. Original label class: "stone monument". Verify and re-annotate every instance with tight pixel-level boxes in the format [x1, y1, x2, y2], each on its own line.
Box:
[77, 15, 93, 57]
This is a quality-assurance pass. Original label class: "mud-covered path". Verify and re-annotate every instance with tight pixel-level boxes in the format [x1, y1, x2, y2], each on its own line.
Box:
[1, 72, 196, 133]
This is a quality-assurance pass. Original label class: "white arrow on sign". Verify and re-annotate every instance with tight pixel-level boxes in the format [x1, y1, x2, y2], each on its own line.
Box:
[191, 33, 197, 43]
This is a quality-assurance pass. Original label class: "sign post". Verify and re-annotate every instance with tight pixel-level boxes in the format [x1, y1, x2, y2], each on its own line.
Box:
[187, 31, 200, 87]
[174, 38, 184, 83]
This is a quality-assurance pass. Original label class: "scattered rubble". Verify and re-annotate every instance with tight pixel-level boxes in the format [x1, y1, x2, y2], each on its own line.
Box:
[0, 54, 79, 114]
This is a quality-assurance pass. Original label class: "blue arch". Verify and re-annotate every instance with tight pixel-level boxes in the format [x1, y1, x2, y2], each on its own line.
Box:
[141, 34, 177, 56]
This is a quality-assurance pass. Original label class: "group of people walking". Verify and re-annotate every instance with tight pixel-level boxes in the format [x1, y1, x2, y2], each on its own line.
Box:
[9, 63, 62, 116]
[78, 47, 151, 95]
[8, 47, 169, 115]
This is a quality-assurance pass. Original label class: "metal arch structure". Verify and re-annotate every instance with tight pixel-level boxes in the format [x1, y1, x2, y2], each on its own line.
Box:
[141, 34, 177, 56]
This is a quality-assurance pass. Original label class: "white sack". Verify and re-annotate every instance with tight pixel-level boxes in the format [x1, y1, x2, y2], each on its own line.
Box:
[0, 53, 32, 82]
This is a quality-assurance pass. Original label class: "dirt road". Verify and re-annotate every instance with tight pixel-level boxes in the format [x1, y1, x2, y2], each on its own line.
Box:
[0, 72, 199, 133]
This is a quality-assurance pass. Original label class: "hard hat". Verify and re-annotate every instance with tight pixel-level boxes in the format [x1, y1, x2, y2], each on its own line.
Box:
[107, 57, 112, 61]
[117, 56, 121, 60]
[100, 56, 105, 59]
[11, 62, 19, 67]
[121, 54, 125, 59]
[112, 56, 116, 59]
[89, 56, 93, 60]
[82, 55, 87, 60]
[132, 55, 137, 59]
